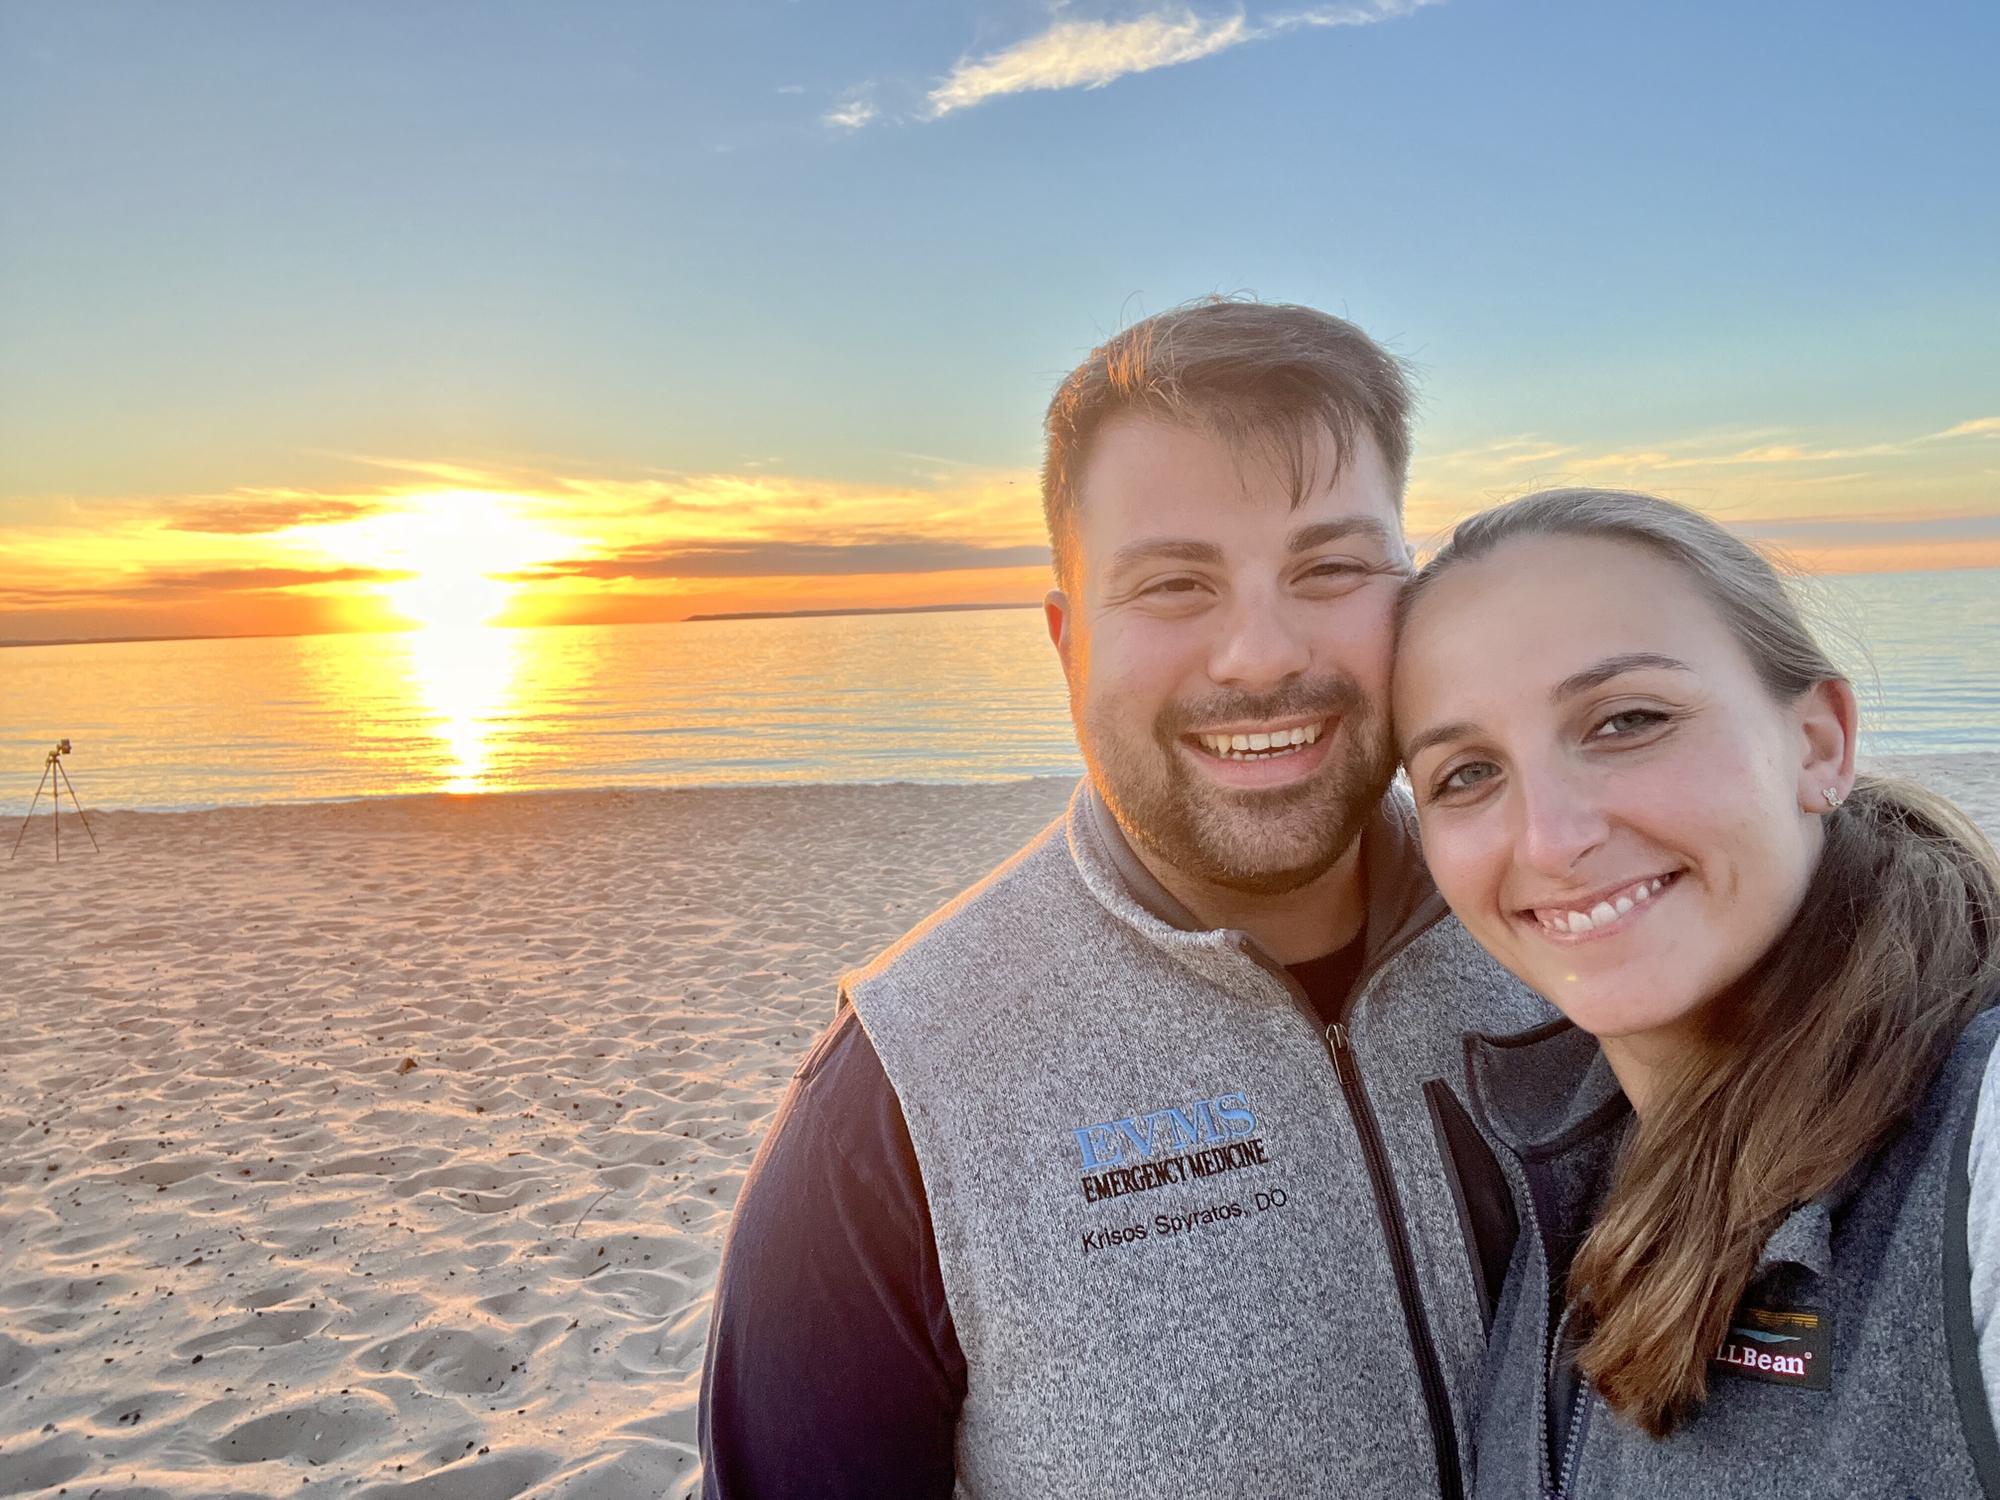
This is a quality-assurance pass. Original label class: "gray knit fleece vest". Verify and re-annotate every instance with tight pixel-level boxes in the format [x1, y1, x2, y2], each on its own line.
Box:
[1467, 1007, 2000, 1500]
[846, 780, 1550, 1498]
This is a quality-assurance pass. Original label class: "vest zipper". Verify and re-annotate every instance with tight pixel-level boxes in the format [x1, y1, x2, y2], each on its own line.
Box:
[1549, 1379, 1591, 1499]
[1326, 1019, 1465, 1500]
[1543, 1291, 1591, 1498]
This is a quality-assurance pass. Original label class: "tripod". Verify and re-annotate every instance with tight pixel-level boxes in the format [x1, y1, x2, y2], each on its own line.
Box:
[11, 741, 99, 861]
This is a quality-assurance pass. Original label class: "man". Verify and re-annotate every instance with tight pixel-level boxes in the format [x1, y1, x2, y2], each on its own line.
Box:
[700, 299, 1547, 1497]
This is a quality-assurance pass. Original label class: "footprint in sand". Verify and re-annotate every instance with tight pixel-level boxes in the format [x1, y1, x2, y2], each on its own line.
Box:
[106, 1154, 221, 1187]
[0, 1332, 41, 1388]
[239, 1281, 305, 1310]
[355, 1326, 520, 1395]
[179, 1307, 328, 1356]
[509, 1440, 692, 1499]
[0, 1435, 90, 1495]
[208, 1391, 395, 1465]
[351, 1450, 560, 1500]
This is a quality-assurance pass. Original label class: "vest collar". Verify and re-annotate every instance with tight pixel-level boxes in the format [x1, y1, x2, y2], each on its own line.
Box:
[1464, 1016, 1851, 1281]
[1758, 1199, 1834, 1278]
[1066, 775, 1446, 977]
[1464, 1017, 1631, 1160]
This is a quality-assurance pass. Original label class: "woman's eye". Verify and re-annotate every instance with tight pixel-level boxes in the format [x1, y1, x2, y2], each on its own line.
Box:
[1435, 761, 1498, 797]
[1590, 709, 1669, 739]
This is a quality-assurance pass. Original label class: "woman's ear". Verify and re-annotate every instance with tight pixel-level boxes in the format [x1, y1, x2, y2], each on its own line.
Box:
[1795, 676, 1859, 815]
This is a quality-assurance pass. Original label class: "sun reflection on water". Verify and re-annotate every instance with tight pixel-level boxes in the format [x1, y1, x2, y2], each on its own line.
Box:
[403, 625, 524, 793]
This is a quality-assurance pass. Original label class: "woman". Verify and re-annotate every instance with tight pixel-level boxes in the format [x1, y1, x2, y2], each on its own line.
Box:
[1391, 488, 2000, 1496]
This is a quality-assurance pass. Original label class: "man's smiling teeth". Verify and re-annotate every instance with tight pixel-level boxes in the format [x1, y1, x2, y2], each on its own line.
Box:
[1195, 722, 1323, 760]
[1532, 875, 1675, 935]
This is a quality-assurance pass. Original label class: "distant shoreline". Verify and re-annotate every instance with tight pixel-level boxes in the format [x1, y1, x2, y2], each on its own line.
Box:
[0, 628, 386, 651]
[1, 602, 1044, 649]
[683, 602, 1041, 622]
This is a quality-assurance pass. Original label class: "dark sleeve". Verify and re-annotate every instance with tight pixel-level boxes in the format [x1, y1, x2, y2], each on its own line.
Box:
[699, 1002, 966, 1499]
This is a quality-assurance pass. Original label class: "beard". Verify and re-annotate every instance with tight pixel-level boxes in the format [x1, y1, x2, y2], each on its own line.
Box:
[1076, 673, 1395, 897]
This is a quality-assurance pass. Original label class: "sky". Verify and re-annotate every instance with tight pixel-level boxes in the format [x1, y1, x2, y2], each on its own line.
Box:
[3, 0, 1996, 642]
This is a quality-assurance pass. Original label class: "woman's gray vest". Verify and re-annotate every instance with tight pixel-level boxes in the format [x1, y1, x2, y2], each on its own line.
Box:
[845, 780, 1551, 1498]
[1466, 1006, 2000, 1500]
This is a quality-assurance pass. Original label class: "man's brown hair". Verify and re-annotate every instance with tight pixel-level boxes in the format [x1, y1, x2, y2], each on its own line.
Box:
[1040, 297, 1414, 590]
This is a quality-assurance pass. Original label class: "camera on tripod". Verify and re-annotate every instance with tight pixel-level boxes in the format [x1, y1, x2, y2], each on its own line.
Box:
[11, 738, 98, 861]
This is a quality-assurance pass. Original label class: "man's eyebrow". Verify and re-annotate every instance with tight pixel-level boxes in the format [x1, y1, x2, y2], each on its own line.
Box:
[1287, 518, 1397, 554]
[1106, 537, 1225, 574]
[1551, 652, 1694, 702]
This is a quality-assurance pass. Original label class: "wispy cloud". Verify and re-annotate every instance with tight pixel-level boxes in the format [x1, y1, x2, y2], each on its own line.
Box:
[1588, 439, 1910, 471]
[919, 2, 1439, 121]
[0, 564, 403, 607]
[825, 91, 880, 131]
[1426, 420, 1946, 486]
[927, 10, 1250, 118]
[141, 564, 407, 595]
[335, 454, 526, 487]
[1931, 416, 2000, 441]
[165, 494, 386, 535]
[1726, 510, 2000, 548]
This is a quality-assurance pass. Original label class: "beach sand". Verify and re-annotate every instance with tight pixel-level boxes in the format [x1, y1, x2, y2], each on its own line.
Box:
[1, 757, 1994, 1497]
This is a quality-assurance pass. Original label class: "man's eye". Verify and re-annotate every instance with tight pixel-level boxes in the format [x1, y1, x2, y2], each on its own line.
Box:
[1590, 709, 1669, 739]
[1302, 558, 1372, 582]
[1142, 577, 1206, 596]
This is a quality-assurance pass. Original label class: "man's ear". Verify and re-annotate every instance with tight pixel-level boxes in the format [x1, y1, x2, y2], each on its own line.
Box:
[1045, 589, 1073, 679]
[1795, 676, 1858, 815]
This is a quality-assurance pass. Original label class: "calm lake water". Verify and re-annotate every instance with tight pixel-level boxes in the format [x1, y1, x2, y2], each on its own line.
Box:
[4, 570, 1997, 813]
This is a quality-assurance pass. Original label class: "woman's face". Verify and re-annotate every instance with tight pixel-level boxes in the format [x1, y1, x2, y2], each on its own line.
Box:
[1393, 534, 1853, 1055]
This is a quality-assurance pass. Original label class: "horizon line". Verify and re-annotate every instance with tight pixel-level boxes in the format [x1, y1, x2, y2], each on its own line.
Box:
[0, 601, 1049, 652]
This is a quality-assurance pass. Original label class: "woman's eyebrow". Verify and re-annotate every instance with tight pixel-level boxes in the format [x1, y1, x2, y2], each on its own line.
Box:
[1550, 652, 1694, 702]
[1402, 719, 1478, 764]
[1401, 654, 1694, 763]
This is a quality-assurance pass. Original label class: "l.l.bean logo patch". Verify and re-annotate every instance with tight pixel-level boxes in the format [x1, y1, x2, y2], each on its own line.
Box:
[1712, 1302, 1832, 1391]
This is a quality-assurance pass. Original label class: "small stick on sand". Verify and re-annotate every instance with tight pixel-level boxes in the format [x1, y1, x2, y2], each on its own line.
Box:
[571, 1188, 613, 1238]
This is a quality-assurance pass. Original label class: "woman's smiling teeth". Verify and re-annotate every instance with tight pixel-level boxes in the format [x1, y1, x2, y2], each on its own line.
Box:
[1528, 873, 1679, 936]
[1194, 722, 1324, 761]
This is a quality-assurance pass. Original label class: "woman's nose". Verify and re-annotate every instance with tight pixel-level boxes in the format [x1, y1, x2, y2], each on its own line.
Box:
[1514, 767, 1611, 878]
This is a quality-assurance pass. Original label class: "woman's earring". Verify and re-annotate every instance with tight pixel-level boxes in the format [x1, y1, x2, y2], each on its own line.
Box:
[1822, 786, 1844, 810]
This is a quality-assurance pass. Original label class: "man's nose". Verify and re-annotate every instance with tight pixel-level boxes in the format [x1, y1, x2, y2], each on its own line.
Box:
[1514, 764, 1611, 879]
[1206, 591, 1311, 691]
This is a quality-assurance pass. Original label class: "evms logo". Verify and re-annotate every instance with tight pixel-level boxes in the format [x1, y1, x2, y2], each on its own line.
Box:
[1069, 1091, 1272, 1204]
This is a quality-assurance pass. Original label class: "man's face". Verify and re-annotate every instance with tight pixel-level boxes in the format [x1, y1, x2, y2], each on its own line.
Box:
[1048, 415, 1406, 896]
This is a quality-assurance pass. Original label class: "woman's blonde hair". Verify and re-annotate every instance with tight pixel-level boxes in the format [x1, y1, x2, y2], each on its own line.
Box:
[1401, 488, 2000, 1437]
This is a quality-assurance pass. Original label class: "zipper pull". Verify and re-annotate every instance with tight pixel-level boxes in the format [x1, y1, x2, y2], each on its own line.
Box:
[1325, 1021, 1356, 1084]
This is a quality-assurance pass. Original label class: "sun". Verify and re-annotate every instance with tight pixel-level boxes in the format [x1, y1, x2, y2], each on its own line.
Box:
[384, 555, 515, 632]
[322, 491, 571, 631]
